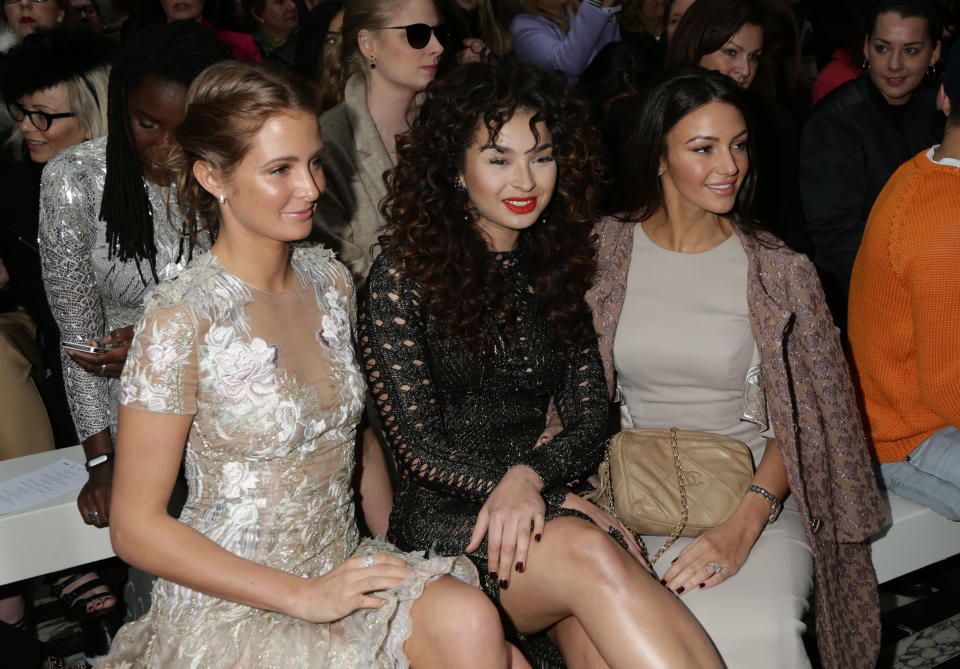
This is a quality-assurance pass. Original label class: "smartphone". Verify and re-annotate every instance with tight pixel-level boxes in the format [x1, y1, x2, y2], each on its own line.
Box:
[62, 341, 117, 355]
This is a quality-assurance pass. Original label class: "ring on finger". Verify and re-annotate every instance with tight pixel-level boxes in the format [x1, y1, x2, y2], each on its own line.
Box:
[361, 553, 374, 568]
[100, 363, 106, 375]
[708, 561, 724, 576]
[87, 510, 99, 521]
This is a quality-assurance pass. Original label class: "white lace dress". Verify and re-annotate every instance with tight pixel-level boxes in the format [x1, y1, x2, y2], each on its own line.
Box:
[97, 246, 477, 668]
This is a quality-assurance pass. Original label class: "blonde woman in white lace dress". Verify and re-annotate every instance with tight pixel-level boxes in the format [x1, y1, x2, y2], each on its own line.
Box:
[97, 62, 525, 669]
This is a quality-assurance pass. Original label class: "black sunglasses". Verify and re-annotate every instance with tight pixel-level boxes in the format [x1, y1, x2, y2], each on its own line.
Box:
[381, 23, 450, 49]
[7, 101, 77, 132]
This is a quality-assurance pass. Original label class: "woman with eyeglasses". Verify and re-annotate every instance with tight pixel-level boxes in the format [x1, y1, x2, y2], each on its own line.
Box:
[0, 24, 116, 632]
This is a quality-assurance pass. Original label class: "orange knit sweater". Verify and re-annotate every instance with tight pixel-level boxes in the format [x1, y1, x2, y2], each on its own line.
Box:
[848, 149, 960, 462]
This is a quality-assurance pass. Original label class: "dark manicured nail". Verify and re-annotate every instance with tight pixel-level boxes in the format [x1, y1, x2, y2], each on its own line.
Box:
[660, 578, 667, 585]
[675, 586, 685, 594]
[699, 583, 706, 589]
[671, 557, 678, 564]
[499, 578, 509, 590]
[489, 571, 497, 580]
[534, 533, 541, 542]
[515, 562, 524, 573]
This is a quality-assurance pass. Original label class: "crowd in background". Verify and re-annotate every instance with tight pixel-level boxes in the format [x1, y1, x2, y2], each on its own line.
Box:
[0, 0, 957, 667]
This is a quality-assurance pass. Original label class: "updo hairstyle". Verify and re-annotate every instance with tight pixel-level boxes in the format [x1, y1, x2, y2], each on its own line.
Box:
[168, 61, 322, 240]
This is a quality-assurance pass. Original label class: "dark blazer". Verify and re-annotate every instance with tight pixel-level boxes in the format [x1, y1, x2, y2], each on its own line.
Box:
[587, 216, 886, 669]
[799, 74, 943, 327]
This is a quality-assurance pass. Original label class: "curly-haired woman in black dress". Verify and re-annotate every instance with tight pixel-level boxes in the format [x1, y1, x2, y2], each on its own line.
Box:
[358, 59, 722, 669]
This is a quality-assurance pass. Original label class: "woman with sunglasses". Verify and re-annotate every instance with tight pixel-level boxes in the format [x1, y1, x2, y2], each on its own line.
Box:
[314, 0, 448, 286]
[0, 25, 116, 631]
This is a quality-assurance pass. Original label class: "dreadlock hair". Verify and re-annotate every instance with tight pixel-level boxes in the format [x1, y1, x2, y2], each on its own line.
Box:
[100, 21, 230, 283]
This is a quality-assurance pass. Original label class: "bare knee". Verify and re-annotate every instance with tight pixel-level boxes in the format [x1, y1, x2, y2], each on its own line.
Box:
[566, 525, 635, 590]
[421, 578, 504, 648]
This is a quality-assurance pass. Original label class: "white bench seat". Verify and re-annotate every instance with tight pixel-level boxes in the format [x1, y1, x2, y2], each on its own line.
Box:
[0, 445, 115, 586]
[871, 493, 960, 584]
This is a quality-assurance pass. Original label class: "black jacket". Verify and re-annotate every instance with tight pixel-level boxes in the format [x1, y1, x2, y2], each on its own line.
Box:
[799, 74, 943, 327]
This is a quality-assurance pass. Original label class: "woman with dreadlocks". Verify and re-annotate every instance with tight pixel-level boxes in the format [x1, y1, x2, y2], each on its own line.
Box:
[38, 22, 230, 543]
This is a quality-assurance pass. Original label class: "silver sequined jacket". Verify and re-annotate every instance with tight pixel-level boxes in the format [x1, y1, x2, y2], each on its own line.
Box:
[38, 136, 206, 442]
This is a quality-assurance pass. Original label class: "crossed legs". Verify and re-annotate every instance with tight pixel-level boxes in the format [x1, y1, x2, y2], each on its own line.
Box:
[500, 517, 722, 669]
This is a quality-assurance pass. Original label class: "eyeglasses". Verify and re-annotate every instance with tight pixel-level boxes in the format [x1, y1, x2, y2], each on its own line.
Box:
[7, 101, 77, 132]
[380, 23, 450, 49]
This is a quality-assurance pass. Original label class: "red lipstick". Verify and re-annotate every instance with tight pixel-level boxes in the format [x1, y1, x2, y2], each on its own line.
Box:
[502, 197, 537, 214]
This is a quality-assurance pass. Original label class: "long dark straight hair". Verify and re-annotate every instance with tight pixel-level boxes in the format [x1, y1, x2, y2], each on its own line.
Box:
[613, 66, 765, 237]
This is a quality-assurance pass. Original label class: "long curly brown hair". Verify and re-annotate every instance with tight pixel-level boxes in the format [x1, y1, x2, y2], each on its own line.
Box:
[381, 58, 605, 355]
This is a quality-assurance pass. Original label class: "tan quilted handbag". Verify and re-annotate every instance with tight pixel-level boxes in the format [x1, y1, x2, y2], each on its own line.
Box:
[594, 427, 754, 564]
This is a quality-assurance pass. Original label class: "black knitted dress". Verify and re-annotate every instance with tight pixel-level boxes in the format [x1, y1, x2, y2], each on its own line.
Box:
[358, 248, 609, 666]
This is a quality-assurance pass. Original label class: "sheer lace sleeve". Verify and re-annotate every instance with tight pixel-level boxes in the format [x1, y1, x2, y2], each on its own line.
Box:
[38, 155, 111, 440]
[119, 289, 198, 416]
[358, 256, 508, 504]
[521, 338, 608, 504]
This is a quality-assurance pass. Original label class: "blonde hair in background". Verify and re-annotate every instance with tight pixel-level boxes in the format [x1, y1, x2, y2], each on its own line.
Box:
[339, 0, 411, 80]
[498, 0, 580, 32]
[8, 63, 110, 161]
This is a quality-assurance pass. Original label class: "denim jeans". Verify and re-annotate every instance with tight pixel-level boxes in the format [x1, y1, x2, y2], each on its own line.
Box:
[877, 425, 960, 521]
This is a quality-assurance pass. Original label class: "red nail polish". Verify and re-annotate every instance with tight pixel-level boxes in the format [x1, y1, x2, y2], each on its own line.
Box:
[699, 583, 706, 589]
[676, 586, 685, 594]
[534, 533, 541, 542]
[660, 578, 667, 585]
[499, 578, 509, 590]
[515, 562, 524, 573]
[489, 571, 497, 580]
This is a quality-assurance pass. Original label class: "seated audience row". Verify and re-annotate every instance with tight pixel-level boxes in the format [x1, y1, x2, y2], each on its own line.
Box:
[1, 0, 955, 666]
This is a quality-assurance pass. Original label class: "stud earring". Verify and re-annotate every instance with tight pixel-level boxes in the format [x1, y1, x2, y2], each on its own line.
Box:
[454, 176, 467, 196]
[657, 169, 664, 177]
[219, 193, 226, 204]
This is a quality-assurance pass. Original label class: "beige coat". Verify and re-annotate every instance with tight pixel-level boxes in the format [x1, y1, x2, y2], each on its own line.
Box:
[314, 75, 393, 283]
[586, 216, 886, 669]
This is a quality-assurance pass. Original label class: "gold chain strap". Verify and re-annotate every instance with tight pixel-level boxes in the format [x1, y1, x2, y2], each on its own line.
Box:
[593, 442, 653, 567]
[649, 427, 689, 565]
